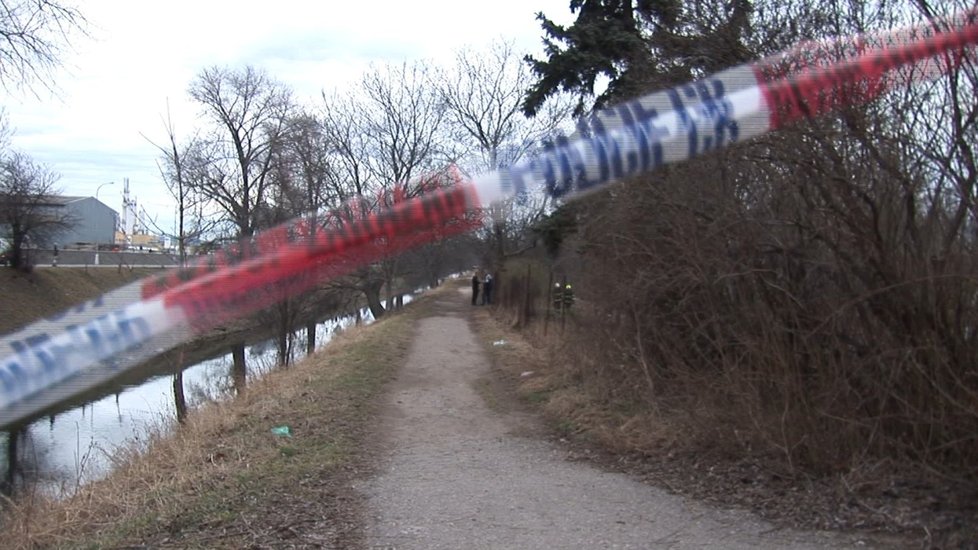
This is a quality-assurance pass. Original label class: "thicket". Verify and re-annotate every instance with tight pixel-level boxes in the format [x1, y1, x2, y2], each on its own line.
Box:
[512, 0, 978, 486]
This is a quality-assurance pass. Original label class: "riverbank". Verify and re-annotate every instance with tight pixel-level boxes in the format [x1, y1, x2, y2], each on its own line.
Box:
[0, 266, 163, 335]
[0, 276, 948, 547]
[0, 266, 280, 432]
[0, 280, 429, 548]
[0, 265, 381, 499]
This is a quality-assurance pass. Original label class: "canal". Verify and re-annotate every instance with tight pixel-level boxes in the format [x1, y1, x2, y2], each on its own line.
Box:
[1, 295, 414, 498]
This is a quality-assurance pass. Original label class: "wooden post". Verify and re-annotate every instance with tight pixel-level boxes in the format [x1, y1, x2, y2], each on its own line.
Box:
[520, 264, 531, 327]
[561, 275, 568, 333]
[2, 428, 18, 495]
[544, 269, 553, 336]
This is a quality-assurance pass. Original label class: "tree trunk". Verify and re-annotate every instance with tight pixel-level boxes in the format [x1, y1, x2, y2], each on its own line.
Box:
[275, 300, 294, 368]
[277, 328, 290, 367]
[2, 429, 18, 495]
[172, 371, 187, 424]
[364, 281, 386, 320]
[231, 343, 247, 395]
[493, 219, 506, 268]
[306, 322, 317, 356]
[10, 233, 23, 270]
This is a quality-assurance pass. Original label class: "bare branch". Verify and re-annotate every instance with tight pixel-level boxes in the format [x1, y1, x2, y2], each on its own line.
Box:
[0, 0, 86, 92]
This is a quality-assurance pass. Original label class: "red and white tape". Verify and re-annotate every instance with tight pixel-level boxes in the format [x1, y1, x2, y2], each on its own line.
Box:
[0, 10, 975, 428]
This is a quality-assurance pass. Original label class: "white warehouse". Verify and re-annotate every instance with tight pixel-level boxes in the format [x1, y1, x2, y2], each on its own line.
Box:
[47, 196, 118, 248]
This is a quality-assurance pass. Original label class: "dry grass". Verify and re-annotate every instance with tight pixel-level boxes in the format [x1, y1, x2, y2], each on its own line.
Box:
[472, 304, 687, 457]
[481, 258, 976, 546]
[0, 286, 436, 549]
[0, 267, 161, 335]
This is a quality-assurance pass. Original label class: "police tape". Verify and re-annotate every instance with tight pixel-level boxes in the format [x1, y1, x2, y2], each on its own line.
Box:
[572, 9, 977, 139]
[1, 10, 976, 428]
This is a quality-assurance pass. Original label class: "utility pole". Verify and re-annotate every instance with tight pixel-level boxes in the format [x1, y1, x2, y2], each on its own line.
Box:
[94, 181, 115, 265]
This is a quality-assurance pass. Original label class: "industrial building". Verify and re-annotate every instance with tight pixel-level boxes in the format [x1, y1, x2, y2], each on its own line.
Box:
[47, 195, 118, 248]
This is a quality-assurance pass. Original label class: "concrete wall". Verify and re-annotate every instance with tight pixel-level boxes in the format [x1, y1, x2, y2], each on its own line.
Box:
[32, 249, 180, 267]
[53, 197, 118, 247]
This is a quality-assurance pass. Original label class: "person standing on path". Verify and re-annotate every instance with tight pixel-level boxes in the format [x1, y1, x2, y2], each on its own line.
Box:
[482, 273, 493, 305]
[471, 271, 481, 305]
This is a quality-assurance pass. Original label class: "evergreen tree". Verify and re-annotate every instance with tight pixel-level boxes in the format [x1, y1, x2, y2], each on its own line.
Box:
[523, 0, 753, 116]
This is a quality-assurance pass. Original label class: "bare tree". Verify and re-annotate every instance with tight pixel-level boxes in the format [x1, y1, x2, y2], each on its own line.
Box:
[0, 151, 73, 269]
[0, 109, 12, 149]
[321, 62, 452, 318]
[321, 90, 375, 201]
[145, 101, 216, 265]
[440, 40, 571, 172]
[183, 65, 293, 388]
[319, 91, 387, 318]
[0, 0, 86, 91]
[360, 62, 450, 193]
[438, 40, 573, 267]
[144, 101, 223, 415]
[276, 111, 337, 213]
[187, 65, 293, 238]
[264, 111, 346, 365]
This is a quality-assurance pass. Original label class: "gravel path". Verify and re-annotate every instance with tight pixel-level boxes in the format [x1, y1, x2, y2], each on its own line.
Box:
[359, 290, 880, 549]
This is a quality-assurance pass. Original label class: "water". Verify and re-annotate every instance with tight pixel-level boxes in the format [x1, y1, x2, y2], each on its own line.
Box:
[1, 294, 414, 498]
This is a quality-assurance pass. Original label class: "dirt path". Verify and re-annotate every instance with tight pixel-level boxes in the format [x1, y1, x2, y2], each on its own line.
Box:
[358, 289, 884, 549]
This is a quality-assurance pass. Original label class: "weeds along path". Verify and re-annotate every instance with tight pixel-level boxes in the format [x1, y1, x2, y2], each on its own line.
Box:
[359, 286, 876, 549]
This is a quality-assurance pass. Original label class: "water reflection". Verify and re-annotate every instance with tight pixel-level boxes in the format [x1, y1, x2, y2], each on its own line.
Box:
[2, 295, 413, 498]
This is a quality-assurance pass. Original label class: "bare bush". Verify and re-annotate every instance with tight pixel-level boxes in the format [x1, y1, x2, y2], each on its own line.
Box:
[500, 0, 978, 491]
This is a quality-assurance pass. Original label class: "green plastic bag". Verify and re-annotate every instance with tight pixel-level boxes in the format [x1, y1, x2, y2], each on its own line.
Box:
[271, 425, 292, 437]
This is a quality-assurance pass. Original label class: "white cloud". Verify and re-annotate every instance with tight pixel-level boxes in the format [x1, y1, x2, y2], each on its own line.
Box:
[1, 0, 573, 232]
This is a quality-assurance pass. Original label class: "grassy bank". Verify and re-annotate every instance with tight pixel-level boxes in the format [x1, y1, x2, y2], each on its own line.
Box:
[0, 267, 163, 335]
[0, 281, 443, 549]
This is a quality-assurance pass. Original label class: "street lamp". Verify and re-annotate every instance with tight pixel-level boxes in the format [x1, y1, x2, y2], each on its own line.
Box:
[95, 181, 114, 201]
[94, 182, 114, 265]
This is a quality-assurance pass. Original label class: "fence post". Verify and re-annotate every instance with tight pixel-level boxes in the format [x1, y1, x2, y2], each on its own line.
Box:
[561, 275, 568, 333]
[520, 264, 531, 327]
[544, 269, 553, 336]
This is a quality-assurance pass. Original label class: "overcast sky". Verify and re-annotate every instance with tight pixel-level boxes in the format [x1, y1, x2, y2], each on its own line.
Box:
[0, 0, 572, 235]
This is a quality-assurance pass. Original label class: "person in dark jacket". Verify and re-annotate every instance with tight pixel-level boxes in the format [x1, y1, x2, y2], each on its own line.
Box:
[482, 273, 494, 305]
